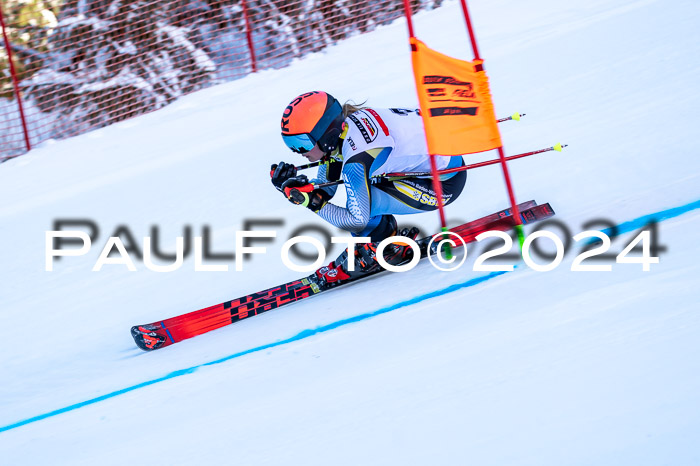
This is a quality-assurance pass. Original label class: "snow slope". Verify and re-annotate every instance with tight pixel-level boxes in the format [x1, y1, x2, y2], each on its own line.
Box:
[1, 0, 700, 464]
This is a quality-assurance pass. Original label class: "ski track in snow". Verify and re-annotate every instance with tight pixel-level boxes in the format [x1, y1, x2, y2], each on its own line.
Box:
[1, 0, 700, 464]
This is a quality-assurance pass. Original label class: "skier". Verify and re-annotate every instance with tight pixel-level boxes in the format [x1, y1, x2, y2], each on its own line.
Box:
[272, 91, 467, 284]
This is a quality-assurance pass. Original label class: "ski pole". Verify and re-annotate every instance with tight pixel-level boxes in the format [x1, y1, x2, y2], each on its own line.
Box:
[274, 158, 334, 174]
[294, 112, 526, 171]
[313, 143, 566, 188]
[384, 142, 566, 178]
[295, 160, 323, 171]
[497, 112, 525, 123]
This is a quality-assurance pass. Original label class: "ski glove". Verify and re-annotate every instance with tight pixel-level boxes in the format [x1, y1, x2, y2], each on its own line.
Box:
[270, 161, 298, 192]
[281, 175, 331, 213]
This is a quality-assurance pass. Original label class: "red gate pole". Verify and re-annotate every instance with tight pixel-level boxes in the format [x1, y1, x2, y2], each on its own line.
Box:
[241, 0, 257, 72]
[459, 0, 524, 244]
[0, 3, 31, 153]
[402, 0, 450, 236]
[403, 0, 416, 38]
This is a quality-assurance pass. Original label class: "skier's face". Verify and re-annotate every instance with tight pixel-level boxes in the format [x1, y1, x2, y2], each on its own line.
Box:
[303, 144, 325, 162]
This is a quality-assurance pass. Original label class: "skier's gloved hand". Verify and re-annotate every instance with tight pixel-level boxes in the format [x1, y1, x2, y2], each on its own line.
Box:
[281, 176, 330, 212]
[270, 161, 298, 192]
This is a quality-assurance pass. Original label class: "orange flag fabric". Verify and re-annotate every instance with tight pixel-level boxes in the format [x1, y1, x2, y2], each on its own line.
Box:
[410, 37, 502, 156]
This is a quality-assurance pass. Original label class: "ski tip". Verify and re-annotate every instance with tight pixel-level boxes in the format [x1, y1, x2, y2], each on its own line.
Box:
[131, 325, 167, 351]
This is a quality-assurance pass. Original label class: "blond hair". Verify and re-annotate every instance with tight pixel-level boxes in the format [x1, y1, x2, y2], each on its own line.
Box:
[342, 100, 368, 118]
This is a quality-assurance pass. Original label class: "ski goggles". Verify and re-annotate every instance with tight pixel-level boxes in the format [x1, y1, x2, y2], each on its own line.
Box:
[282, 133, 316, 154]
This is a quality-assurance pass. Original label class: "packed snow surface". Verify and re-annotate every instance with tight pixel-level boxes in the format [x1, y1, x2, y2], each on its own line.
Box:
[1, 0, 699, 464]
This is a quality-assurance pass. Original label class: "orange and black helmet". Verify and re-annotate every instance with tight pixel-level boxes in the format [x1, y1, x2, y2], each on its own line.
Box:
[280, 91, 344, 154]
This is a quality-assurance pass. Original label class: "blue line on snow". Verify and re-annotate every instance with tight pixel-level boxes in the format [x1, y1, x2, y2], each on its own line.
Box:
[601, 199, 700, 236]
[1, 198, 699, 434]
[0, 271, 507, 434]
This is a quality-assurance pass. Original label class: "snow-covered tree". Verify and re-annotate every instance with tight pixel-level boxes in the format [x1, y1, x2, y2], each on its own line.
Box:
[1, 0, 442, 146]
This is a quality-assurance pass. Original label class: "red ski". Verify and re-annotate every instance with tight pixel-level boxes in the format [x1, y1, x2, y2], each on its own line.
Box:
[131, 201, 553, 351]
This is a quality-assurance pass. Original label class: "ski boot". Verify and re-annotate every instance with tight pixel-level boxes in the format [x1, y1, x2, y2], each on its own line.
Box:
[315, 226, 420, 287]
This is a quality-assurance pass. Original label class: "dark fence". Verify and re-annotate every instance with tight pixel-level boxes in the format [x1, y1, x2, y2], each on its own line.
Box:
[0, 0, 442, 161]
